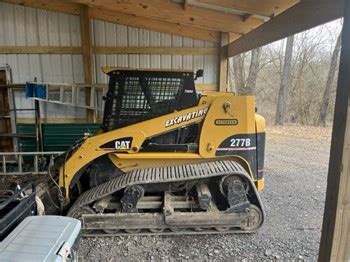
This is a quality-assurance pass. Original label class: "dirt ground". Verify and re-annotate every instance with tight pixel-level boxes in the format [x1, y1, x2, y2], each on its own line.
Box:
[78, 125, 332, 261]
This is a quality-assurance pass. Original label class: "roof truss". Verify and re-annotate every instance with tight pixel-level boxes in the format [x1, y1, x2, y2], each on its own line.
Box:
[2, 0, 300, 44]
[227, 0, 345, 57]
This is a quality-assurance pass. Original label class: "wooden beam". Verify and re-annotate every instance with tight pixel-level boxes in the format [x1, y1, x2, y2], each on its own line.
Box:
[3, 0, 225, 43]
[89, 8, 222, 43]
[80, 6, 92, 84]
[227, 0, 345, 57]
[219, 32, 229, 92]
[2, 0, 81, 15]
[80, 6, 95, 123]
[195, 0, 299, 17]
[93, 46, 219, 55]
[319, 1, 350, 260]
[0, 46, 83, 54]
[70, 0, 264, 34]
[195, 83, 218, 92]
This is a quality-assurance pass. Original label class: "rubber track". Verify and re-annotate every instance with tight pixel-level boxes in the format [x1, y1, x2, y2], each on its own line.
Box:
[82, 228, 254, 237]
[68, 160, 248, 216]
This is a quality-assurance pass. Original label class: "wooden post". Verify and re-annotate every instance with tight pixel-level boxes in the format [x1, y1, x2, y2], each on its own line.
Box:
[80, 5, 96, 123]
[219, 32, 229, 92]
[318, 1, 349, 261]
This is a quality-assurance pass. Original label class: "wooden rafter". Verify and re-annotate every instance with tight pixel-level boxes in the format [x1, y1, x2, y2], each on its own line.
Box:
[69, 0, 264, 34]
[1, 0, 81, 15]
[195, 0, 299, 17]
[90, 8, 222, 43]
[227, 0, 345, 57]
[93, 47, 219, 55]
[2, 0, 224, 43]
[0, 46, 219, 55]
[0, 46, 83, 54]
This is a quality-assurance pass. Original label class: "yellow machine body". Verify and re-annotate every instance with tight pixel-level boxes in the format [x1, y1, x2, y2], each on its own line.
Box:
[58, 92, 265, 202]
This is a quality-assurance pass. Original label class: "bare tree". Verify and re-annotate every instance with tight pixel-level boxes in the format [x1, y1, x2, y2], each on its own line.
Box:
[230, 47, 262, 95]
[244, 47, 262, 95]
[231, 54, 245, 93]
[317, 31, 342, 126]
[275, 35, 294, 125]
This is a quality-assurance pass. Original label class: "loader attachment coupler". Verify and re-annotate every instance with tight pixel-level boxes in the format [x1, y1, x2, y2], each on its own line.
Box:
[101, 69, 199, 131]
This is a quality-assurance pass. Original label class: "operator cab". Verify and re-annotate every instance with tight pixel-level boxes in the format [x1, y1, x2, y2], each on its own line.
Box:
[101, 68, 202, 131]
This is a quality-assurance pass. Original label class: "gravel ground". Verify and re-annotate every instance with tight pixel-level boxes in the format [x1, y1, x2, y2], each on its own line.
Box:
[78, 125, 332, 261]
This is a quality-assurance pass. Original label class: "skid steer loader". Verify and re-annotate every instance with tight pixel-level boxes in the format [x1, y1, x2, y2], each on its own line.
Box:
[47, 68, 266, 235]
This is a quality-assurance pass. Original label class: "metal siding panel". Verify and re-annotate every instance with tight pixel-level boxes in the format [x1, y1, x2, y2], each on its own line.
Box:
[128, 27, 139, 68]
[14, 90, 34, 118]
[3, 3, 16, 45]
[1, 4, 220, 118]
[41, 54, 53, 82]
[92, 54, 97, 84]
[150, 31, 161, 69]
[71, 18, 83, 83]
[47, 11, 59, 46]
[93, 20, 106, 82]
[37, 9, 49, 46]
[46, 11, 62, 83]
[14, 5, 26, 45]
[204, 41, 216, 47]
[183, 37, 193, 70]
[70, 15, 81, 46]
[17, 54, 30, 82]
[105, 21, 118, 67]
[193, 40, 204, 84]
[28, 54, 42, 81]
[93, 20, 106, 46]
[116, 24, 128, 67]
[204, 42, 218, 84]
[0, 3, 5, 46]
[46, 103, 63, 118]
[50, 55, 63, 82]
[12, 5, 29, 83]
[61, 55, 74, 83]
[95, 55, 107, 83]
[58, 13, 71, 46]
[25, 7, 38, 46]
[0, 56, 6, 65]
[73, 55, 84, 83]
[172, 35, 182, 69]
[161, 33, 171, 69]
[204, 54, 218, 83]
[6, 55, 19, 83]
[139, 29, 150, 68]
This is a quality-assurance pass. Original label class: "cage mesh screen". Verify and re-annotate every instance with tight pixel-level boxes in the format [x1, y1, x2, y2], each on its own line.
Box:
[107, 75, 184, 129]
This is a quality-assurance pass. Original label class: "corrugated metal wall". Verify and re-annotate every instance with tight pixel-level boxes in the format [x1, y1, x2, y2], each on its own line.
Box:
[0, 2, 84, 83]
[0, 2, 86, 120]
[0, 3, 219, 121]
[92, 20, 218, 85]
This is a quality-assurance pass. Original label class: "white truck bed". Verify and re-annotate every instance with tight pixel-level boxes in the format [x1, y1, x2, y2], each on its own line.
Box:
[0, 216, 81, 262]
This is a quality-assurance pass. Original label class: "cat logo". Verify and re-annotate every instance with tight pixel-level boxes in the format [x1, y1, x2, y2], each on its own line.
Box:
[115, 140, 131, 150]
[100, 137, 133, 151]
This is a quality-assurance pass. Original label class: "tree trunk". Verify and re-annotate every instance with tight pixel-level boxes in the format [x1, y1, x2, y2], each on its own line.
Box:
[232, 54, 245, 94]
[244, 47, 262, 95]
[275, 35, 294, 125]
[318, 32, 342, 127]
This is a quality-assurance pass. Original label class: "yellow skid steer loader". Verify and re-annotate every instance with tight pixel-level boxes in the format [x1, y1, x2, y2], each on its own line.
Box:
[46, 68, 266, 235]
